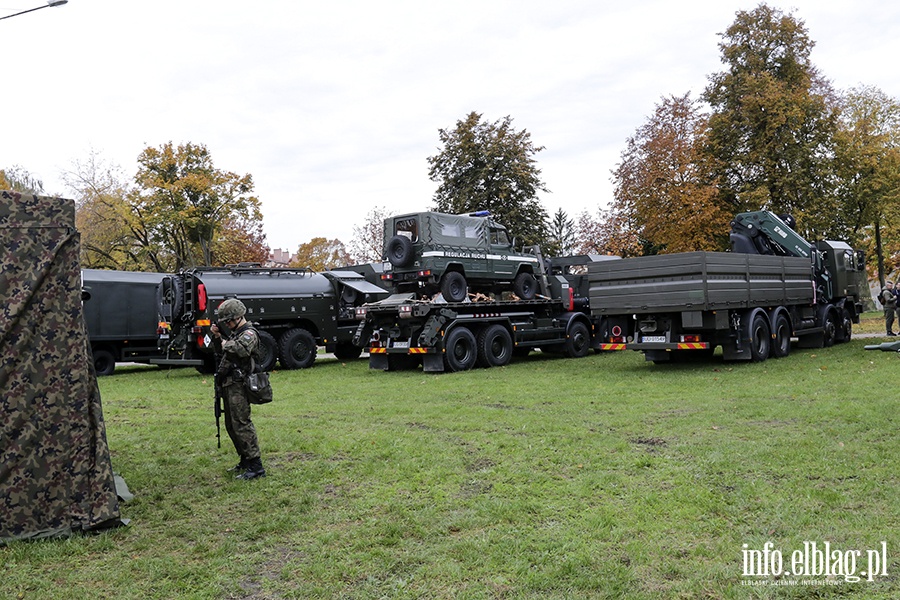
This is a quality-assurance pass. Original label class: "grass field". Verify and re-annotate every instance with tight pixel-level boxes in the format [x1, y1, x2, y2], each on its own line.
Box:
[2, 314, 898, 599]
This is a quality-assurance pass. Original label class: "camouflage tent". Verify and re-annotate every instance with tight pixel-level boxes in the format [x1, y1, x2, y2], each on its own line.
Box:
[0, 191, 122, 544]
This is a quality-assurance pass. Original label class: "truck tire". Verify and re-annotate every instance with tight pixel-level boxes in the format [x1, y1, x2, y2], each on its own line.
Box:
[772, 313, 791, 358]
[440, 272, 468, 303]
[279, 328, 317, 369]
[92, 347, 116, 376]
[514, 272, 538, 300]
[476, 324, 513, 368]
[564, 321, 591, 358]
[822, 307, 837, 347]
[749, 313, 770, 362]
[386, 235, 414, 267]
[257, 331, 278, 372]
[334, 342, 363, 361]
[443, 326, 477, 372]
[835, 308, 852, 343]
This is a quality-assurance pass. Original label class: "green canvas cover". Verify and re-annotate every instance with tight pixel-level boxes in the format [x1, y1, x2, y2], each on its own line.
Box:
[0, 191, 122, 544]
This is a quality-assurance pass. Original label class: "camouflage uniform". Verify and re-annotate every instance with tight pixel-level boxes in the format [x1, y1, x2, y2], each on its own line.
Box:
[214, 323, 263, 471]
[881, 283, 896, 335]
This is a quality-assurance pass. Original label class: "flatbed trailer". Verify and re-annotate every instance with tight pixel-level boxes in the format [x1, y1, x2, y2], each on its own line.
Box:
[355, 288, 594, 373]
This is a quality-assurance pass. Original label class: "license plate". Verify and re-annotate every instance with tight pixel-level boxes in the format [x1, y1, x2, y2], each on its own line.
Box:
[392, 340, 409, 348]
[641, 335, 666, 343]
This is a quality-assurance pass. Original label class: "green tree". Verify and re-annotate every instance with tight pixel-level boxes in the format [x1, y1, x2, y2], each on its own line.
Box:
[131, 142, 265, 270]
[291, 237, 351, 271]
[427, 112, 550, 247]
[613, 93, 730, 253]
[834, 86, 900, 284]
[703, 4, 839, 238]
[546, 208, 576, 257]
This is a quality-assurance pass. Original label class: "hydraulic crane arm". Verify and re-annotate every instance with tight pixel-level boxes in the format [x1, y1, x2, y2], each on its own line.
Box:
[729, 211, 813, 259]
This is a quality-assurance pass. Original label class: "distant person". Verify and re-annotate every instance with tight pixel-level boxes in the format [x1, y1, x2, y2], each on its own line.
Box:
[880, 280, 897, 336]
[210, 298, 266, 480]
[894, 281, 900, 327]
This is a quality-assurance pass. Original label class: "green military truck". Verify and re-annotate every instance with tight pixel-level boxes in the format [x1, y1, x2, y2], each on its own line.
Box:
[155, 264, 388, 372]
[381, 210, 542, 302]
[589, 211, 865, 363]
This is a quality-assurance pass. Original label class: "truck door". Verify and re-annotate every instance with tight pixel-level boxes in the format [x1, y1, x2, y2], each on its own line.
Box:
[489, 227, 515, 279]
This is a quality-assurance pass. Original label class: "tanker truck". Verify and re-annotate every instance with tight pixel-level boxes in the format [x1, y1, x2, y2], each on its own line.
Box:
[155, 264, 389, 372]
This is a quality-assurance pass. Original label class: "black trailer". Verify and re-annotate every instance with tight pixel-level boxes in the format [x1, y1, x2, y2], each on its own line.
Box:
[81, 269, 167, 375]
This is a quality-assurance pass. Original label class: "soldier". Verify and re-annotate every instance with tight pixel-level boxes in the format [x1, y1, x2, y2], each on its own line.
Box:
[210, 298, 266, 480]
[880, 281, 897, 336]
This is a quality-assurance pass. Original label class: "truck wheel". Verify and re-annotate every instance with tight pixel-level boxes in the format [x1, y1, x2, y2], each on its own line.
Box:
[257, 331, 278, 371]
[440, 272, 468, 302]
[92, 347, 116, 376]
[334, 342, 363, 361]
[772, 314, 791, 358]
[386, 235, 414, 267]
[514, 272, 538, 300]
[835, 308, 852, 344]
[564, 321, 591, 358]
[749, 314, 770, 362]
[822, 308, 837, 347]
[443, 327, 477, 372]
[279, 328, 317, 369]
[476, 324, 513, 368]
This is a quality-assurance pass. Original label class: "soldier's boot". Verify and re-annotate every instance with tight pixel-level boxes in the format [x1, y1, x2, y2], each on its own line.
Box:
[227, 458, 249, 473]
[236, 457, 266, 480]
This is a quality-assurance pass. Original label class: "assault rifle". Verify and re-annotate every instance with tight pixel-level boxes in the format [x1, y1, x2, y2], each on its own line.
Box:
[214, 349, 232, 448]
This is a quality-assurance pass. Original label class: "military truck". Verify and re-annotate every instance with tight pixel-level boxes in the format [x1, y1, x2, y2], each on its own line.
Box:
[381, 210, 542, 302]
[155, 264, 389, 372]
[589, 211, 865, 363]
[355, 254, 618, 372]
[82, 269, 167, 375]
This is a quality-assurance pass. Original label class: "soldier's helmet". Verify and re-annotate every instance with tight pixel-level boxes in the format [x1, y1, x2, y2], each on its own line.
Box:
[217, 298, 247, 321]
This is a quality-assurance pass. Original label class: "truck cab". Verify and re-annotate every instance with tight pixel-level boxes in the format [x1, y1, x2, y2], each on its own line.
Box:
[380, 211, 541, 302]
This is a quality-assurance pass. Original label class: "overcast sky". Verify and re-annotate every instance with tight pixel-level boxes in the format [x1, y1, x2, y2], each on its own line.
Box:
[4, 0, 900, 253]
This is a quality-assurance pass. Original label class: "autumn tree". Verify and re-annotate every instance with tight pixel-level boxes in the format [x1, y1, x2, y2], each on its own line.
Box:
[63, 150, 150, 270]
[613, 93, 730, 252]
[1, 166, 44, 194]
[291, 237, 352, 271]
[703, 4, 839, 237]
[131, 142, 265, 270]
[349, 205, 391, 263]
[574, 208, 643, 258]
[212, 213, 270, 267]
[834, 86, 900, 284]
[427, 112, 550, 247]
